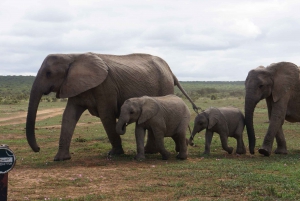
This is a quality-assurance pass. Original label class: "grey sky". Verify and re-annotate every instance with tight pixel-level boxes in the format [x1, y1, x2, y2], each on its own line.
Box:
[1, 0, 300, 80]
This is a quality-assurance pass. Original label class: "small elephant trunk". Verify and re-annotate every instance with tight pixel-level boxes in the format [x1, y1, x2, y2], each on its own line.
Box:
[188, 137, 194, 146]
[116, 119, 127, 135]
[188, 129, 197, 146]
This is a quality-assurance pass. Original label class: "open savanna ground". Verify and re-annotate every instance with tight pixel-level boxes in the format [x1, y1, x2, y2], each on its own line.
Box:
[0, 81, 300, 200]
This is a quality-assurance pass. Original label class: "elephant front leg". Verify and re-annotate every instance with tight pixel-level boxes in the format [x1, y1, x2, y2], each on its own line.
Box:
[54, 102, 85, 161]
[203, 130, 214, 155]
[134, 126, 146, 161]
[259, 115, 285, 156]
[259, 101, 287, 156]
[101, 116, 124, 155]
[274, 128, 287, 154]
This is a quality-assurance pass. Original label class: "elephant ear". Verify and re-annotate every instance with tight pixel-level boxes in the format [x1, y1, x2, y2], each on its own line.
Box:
[207, 108, 219, 129]
[59, 53, 109, 98]
[208, 108, 229, 135]
[271, 62, 299, 102]
[138, 97, 159, 124]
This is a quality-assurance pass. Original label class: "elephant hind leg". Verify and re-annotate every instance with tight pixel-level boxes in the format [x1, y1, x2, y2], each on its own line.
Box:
[235, 137, 246, 154]
[144, 129, 159, 154]
[153, 132, 170, 160]
[219, 134, 233, 154]
[172, 134, 188, 160]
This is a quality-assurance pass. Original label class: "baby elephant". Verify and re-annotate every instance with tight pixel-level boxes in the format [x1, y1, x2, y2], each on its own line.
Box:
[116, 95, 190, 160]
[189, 107, 246, 155]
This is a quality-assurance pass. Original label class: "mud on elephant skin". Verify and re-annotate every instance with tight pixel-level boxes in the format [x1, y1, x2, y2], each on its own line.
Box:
[26, 52, 198, 161]
[189, 107, 246, 155]
[245, 62, 300, 156]
[116, 95, 190, 160]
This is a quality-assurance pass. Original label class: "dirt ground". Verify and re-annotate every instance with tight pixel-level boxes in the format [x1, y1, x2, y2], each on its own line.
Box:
[0, 108, 65, 126]
[2, 108, 168, 200]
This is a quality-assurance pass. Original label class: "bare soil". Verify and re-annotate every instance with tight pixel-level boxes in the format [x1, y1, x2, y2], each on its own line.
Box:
[0, 108, 65, 126]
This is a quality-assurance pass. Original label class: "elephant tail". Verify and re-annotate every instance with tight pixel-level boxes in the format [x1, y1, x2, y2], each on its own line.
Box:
[173, 75, 201, 114]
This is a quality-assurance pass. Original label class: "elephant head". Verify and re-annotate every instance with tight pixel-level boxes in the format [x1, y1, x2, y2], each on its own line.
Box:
[26, 53, 109, 152]
[189, 108, 227, 146]
[116, 96, 159, 135]
[244, 62, 299, 154]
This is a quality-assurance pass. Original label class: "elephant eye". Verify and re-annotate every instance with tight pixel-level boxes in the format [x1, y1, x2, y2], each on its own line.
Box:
[259, 85, 263, 89]
[46, 71, 51, 78]
[130, 111, 134, 114]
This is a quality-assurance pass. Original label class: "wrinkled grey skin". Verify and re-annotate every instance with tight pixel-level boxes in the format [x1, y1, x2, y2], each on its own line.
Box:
[189, 107, 246, 155]
[245, 62, 300, 156]
[26, 53, 198, 161]
[116, 95, 190, 160]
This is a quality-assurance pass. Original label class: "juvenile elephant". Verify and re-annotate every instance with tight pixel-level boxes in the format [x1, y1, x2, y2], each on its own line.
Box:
[26, 53, 198, 161]
[189, 107, 246, 155]
[116, 95, 190, 160]
[245, 62, 300, 156]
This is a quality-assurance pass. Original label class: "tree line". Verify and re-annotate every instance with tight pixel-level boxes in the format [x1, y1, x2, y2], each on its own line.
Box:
[0, 76, 245, 104]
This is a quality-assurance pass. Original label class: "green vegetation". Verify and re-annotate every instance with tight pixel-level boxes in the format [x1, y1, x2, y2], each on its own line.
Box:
[0, 76, 244, 104]
[0, 76, 66, 104]
[175, 81, 245, 101]
[1, 77, 300, 200]
[0, 76, 34, 104]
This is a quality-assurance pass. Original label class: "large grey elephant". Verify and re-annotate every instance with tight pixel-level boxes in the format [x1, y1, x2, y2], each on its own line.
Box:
[26, 52, 198, 161]
[245, 62, 300, 156]
[189, 107, 246, 155]
[116, 95, 190, 160]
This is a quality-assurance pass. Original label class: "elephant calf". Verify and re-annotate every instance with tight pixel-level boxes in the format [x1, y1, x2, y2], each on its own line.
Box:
[116, 95, 190, 160]
[189, 107, 246, 155]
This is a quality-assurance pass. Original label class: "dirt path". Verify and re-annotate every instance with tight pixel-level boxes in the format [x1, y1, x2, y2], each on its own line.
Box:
[0, 108, 65, 126]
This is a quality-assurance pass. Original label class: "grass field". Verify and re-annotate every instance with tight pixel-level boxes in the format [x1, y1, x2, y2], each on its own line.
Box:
[1, 87, 300, 200]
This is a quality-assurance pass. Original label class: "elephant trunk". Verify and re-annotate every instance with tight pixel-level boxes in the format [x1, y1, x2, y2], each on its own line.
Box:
[26, 85, 42, 152]
[188, 129, 197, 146]
[244, 96, 257, 155]
[116, 118, 127, 135]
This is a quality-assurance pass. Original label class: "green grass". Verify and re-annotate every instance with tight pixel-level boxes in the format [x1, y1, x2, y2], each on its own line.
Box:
[1, 81, 300, 200]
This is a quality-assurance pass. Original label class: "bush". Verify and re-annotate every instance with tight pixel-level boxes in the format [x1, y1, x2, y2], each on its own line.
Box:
[211, 95, 217, 100]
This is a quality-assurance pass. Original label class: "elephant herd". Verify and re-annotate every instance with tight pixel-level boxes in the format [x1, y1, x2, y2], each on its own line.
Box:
[25, 53, 300, 161]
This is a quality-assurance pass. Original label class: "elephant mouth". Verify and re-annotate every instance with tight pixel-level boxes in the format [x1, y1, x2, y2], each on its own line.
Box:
[44, 86, 54, 95]
[122, 123, 128, 131]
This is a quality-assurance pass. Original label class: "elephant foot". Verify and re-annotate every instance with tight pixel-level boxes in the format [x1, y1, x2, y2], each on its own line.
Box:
[161, 152, 171, 160]
[274, 148, 288, 155]
[176, 153, 187, 160]
[108, 146, 124, 155]
[134, 154, 146, 161]
[54, 151, 71, 161]
[258, 148, 270, 156]
[226, 147, 234, 154]
[236, 147, 246, 155]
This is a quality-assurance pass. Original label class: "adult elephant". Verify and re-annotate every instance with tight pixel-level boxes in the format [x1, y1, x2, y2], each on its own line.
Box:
[26, 52, 198, 161]
[245, 62, 300, 156]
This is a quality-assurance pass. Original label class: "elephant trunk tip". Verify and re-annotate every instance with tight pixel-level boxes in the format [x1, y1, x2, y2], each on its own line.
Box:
[249, 144, 255, 155]
[32, 146, 40, 152]
[188, 138, 195, 146]
[116, 122, 127, 135]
